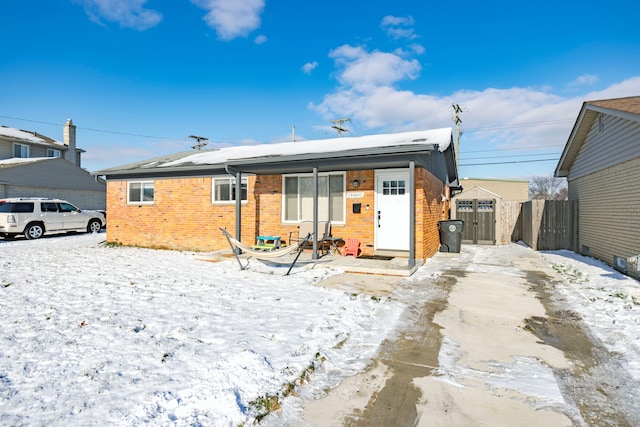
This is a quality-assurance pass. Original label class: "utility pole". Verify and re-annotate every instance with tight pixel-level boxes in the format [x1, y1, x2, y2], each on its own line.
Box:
[330, 118, 351, 137]
[188, 135, 209, 150]
[452, 104, 463, 169]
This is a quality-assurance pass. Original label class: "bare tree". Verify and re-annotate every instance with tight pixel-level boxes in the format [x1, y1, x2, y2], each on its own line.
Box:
[529, 175, 568, 200]
[555, 186, 569, 201]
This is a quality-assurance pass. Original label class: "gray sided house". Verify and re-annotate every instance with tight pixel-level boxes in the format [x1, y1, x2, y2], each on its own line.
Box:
[555, 96, 640, 278]
[0, 120, 106, 210]
[0, 158, 106, 210]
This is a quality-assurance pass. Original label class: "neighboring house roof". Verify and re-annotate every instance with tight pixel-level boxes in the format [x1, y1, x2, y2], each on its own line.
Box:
[0, 157, 105, 191]
[95, 128, 460, 187]
[0, 125, 65, 148]
[459, 177, 529, 183]
[0, 157, 51, 168]
[555, 96, 640, 177]
[453, 185, 503, 200]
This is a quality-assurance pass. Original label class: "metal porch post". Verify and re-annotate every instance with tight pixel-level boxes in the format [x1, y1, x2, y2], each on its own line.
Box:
[235, 171, 242, 242]
[409, 161, 416, 267]
[312, 167, 319, 260]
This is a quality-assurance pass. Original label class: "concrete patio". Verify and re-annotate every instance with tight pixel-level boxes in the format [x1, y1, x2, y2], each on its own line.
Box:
[200, 247, 422, 277]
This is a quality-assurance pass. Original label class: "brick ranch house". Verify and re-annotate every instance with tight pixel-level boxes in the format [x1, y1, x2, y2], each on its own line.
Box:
[93, 128, 460, 268]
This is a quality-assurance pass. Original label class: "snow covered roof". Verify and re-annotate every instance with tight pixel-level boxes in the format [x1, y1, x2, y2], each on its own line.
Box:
[95, 128, 455, 180]
[0, 125, 64, 147]
[165, 128, 452, 167]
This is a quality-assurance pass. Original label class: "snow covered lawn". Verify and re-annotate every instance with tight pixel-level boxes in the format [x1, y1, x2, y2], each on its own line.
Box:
[0, 233, 404, 426]
[540, 250, 640, 381]
[2, 233, 639, 426]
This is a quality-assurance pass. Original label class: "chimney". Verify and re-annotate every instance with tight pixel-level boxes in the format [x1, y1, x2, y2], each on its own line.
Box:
[63, 118, 77, 166]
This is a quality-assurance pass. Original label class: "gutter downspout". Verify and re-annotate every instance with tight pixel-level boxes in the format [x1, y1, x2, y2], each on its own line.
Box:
[409, 160, 416, 268]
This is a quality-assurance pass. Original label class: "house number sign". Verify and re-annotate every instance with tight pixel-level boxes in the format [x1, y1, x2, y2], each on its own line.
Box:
[346, 192, 364, 199]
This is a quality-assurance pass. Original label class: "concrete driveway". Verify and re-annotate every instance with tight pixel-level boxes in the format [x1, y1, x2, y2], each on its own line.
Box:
[300, 243, 639, 426]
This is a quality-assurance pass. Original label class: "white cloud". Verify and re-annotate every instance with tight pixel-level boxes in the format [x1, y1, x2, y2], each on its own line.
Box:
[302, 61, 319, 74]
[254, 34, 268, 45]
[191, 0, 265, 40]
[409, 44, 425, 55]
[576, 74, 598, 85]
[568, 74, 598, 88]
[312, 42, 640, 158]
[329, 45, 421, 90]
[380, 15, 417, 40]
[381, 15, 414, 26]
[77, 0, 162, 31]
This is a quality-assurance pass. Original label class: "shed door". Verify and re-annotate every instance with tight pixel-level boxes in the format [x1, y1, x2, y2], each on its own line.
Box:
[456, 199, 496, 245]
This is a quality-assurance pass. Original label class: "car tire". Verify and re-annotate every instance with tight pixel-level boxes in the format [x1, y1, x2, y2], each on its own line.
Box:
[25, 223, 44, 240]
[87, 219, 102, 234]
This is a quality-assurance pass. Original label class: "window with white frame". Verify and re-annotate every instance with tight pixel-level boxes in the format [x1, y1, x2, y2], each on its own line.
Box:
[212, 176, 248, 203]
[128, 181, 154, 204]
[13, 143, 29, 158]
[46, 148, 61, 158]
[283, 173, 344, 223]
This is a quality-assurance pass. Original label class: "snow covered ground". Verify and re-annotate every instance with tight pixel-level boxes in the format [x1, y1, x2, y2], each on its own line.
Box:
[1, 233, 639, 426]
[540, 250, 640, 382]
[0, 232, 405, 426]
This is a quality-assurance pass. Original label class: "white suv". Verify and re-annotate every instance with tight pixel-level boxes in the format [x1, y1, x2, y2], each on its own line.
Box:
[0, 197, 106, 240]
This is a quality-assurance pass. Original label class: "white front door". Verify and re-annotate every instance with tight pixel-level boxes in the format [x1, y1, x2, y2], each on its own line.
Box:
[375, 170, 410, 251]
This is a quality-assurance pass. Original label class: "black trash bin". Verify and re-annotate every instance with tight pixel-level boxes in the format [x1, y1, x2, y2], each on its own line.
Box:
[438, 220, 464, 253]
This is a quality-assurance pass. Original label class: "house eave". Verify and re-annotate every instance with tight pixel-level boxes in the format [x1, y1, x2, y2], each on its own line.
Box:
[225, 144, 439, 174]
[93, 164, 229, 179]
[554, 104, 597, 177]
[95, 144, 444, 178]
[555, 98, 640, 178]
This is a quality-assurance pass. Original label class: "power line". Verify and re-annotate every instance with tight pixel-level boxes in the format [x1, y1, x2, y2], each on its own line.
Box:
[330, 118, 351, 137]
[0, 115, 189, 142]
[460, 158, 559, 166]
[1, 113, 574, 149]
[464, 118, 574, 133]
[463, 152, 561, 160]
[463, 143, 565, 154]
[452, 103, 463, 169]
[188, 135, 209, 150]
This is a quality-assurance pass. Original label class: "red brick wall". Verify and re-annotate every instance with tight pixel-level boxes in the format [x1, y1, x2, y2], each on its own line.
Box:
[106, 177, 257, 251]
[251, 172, 377, 255]
[252, 174, 293, 244]
[337, 170, 376, 256]
[416, 168, 450, 258]
[106, 168, 449, 260]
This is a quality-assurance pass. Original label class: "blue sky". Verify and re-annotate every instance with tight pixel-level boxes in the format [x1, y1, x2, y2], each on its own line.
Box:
[1, 0, 639, 179]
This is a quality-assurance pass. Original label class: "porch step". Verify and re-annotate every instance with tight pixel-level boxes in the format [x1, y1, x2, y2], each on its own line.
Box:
[374, 250, 410, 258]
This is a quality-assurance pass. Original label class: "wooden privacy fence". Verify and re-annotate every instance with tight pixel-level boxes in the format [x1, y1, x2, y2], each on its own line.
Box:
[513, 200, 578, 251]
[501, 201, 523, 244]
[454, 199, 577, 251]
